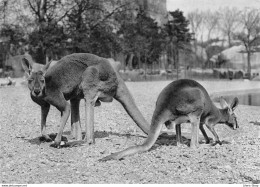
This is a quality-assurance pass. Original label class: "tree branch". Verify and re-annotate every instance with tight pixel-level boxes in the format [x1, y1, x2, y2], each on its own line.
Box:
[27, 0, 38, 16]
[90, 2, 131, 31]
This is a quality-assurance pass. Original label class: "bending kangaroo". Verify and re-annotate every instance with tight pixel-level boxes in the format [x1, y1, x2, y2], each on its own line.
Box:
[100, 79, 239, 161]
[22, 53, 150, 148]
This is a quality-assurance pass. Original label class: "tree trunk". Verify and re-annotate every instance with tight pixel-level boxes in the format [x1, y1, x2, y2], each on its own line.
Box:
[144, 52, 147, 80]
[137, 53, 141, 69]
[247, 51, 251, 79]
[171, 43, 174, 75]
[127, 53, 134, 70]
[228, 32, 231, 47]
[34, 43, 46, 64]
[176, 49, 179, 80]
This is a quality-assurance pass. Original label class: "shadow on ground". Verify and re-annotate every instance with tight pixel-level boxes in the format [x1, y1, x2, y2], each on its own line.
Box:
[17, 130, 231, 149]
[250, 121, 260, 126]
[20, 130, 147, 146]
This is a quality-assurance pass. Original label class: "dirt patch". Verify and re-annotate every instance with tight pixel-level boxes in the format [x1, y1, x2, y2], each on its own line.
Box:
[1, 80, 260, 183]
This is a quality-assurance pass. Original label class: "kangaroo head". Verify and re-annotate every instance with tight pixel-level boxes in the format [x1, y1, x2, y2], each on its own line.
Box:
[21, 58, 49, 98]
[220, 97, 239, 130]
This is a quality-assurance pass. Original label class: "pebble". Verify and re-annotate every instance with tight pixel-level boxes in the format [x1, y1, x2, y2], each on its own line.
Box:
[224, 165, 232, 170]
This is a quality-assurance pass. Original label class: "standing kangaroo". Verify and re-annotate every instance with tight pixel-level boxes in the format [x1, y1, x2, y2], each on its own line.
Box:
[22, 59, 85, 142]
[22, 53, 150, 148]
[22, 60, 64, 142]
[100, 79, 239, 161]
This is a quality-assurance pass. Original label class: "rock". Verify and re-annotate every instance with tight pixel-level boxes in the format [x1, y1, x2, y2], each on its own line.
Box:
[224, 165, 232, 170]
[186, 167, 192, 174]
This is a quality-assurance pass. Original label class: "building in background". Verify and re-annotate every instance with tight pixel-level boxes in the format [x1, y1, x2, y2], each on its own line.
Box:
[137, 0, 168, 26]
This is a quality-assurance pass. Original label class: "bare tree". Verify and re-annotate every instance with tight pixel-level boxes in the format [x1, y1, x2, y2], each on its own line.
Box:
[235, 8, 260, 79]
[187, 10, 203, 41]
[203, 10, 219, 41]
[218, 7, 241, 47]
[187, 10, 204, 63]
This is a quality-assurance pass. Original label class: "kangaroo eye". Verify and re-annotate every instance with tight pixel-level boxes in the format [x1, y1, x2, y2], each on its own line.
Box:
[28, 79, 33, 82]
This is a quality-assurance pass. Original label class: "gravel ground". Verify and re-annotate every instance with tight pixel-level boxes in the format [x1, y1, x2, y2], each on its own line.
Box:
[1, 79, 260, 184]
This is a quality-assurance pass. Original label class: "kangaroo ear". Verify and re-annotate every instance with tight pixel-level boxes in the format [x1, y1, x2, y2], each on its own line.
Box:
[219, 97, 229, 109]
[21, 58, 32, 75]
[230, 97, 239, 111]
[42, 60, 53, 75]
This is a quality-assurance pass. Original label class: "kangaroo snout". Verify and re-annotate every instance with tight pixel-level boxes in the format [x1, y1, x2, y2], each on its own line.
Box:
[34, 89, 41, 95]
[32, 88, 42, 96]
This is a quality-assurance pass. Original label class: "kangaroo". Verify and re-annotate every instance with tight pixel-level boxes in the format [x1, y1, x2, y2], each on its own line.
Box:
[22, 59, 83, 142]
[22, 53, 150, 148]
[100, 79, 239, 161]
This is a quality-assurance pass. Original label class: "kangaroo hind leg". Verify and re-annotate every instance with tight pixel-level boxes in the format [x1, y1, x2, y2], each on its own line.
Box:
[70, 98, 82, 140]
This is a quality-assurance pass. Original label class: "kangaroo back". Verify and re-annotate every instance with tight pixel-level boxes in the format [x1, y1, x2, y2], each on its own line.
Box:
[155, 79, 213, 118]
[44, 53, 117, 96]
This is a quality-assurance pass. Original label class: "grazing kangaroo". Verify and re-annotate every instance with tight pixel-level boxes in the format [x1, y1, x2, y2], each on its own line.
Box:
[100, 79, 239, 161]
[22, 53, 150, 148]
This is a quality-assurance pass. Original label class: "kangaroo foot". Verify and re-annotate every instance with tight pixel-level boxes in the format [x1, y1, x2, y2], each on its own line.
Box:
[201, 137, 213, 144]
[211, 140, 222, 146]
[190, 142, 199, 149]
[176, 142, 187, 148]
[50, 141, 62, 148]
[85, 139, 95, 145]
[66, 140, 85, 147]
[83, 135, 95, 145]
[65, 139, 94, 148]
[50, 141, 71, 148]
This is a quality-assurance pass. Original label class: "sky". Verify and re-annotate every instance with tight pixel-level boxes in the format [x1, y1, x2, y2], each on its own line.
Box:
[167, 0, 260, 14]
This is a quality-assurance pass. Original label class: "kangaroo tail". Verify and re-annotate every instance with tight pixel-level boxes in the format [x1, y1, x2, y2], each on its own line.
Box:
[114, 78, 150, 135]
